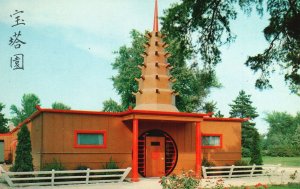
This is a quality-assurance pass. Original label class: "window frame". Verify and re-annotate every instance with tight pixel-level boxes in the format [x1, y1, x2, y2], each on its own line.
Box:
[201, 134, 222, 149]
[74, 130, 107, 149]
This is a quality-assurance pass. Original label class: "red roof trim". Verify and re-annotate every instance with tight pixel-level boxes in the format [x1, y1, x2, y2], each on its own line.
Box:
[37, 106, 212, 118]
[203, 117, 248, 122]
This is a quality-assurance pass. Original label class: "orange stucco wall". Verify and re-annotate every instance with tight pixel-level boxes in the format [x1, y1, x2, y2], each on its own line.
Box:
[201, 121, 242, 166]
[40, 112, 132, 170]
[1, 112, 242, 177]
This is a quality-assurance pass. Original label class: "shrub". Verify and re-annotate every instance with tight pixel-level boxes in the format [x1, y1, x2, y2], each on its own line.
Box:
[75, 165, 89, 170]
[160, 170, 199, 189]
[202, 158, 215, 167]
[10, 125, 33, 172]
[41, 159, 65, 171]
[234, 160, 249, 166]
[102, 157, 119, 169]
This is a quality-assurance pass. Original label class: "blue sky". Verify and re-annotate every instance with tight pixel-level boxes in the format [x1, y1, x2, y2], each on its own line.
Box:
[0, 0, 299, 134]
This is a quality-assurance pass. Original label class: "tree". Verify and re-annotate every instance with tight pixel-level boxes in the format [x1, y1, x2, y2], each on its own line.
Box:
[264, 111, 300, 156]
[250, 130, 263, 165]
[52, 102, 71, 110]
[102, 99, 123, 112]
[0, 103, 9, 133]
[11, 125, 33, 172]
[107, 29, 220, 112]
[10, 93, 41, 126]
[162, 0, 300, 94]
[229, 90, 260, 158]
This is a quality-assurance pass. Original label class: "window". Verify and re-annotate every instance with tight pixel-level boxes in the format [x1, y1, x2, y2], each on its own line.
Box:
[74, 130, 106, 148]
[202, 134, 222, 148]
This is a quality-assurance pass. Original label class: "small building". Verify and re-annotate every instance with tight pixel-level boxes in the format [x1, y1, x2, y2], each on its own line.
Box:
[0, 0, 245, 181]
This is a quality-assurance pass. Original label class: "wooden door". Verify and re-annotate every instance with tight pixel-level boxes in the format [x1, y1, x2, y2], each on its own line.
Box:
[146, 137, 165, 177]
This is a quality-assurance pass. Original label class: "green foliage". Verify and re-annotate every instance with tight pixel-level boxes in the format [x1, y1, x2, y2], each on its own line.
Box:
[102, 157, 119, 169]
[109, 29, 220, 112]
[202, 158, 215, 167]
[250, 130, 263, 165]
[245, 1, 300, 94]
[102, 98, 124, 112]
[160, 170, 199, 189]
[234, 160, 249, 166]
[229, 90, 261, 160]
[214, 110, 224, 118]
[51, 102, 71, 110]
[201, 101, 217, 113]
[41, 159, 65, 171]
[162, 0, 300, 94]
[75, 165, 89, 170]
[229, 90, 259, 119]
[264, 111, 300, 156]
[0, 103, 9, 133]
[11, 125, 33, 172]
[10, 93, 41, 126]
[110, 30, 145, 109]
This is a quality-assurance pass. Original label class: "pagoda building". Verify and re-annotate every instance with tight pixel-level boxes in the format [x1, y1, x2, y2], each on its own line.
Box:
[134, 0, 178, 112]
[0, 0, 245, 183]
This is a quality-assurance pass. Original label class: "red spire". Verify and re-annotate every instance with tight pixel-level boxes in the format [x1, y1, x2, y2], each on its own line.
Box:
[153, 0, 159, 32]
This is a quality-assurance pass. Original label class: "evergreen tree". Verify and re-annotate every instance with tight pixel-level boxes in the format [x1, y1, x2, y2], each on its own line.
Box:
[250, 129, 263, 165]
[10, 93, 41, 126]
[229, 90, 259, 158]
[0, 103, 9, 133]
[11, 125, 33, 172]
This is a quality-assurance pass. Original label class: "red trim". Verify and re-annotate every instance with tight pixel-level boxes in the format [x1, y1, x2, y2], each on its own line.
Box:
[201, 134, 222, 149]
[195, 122, 201, 177]
[74, 130, 107, 148]
[37, 107, 211, 118]
[0, 133, 11, 136]
[203, 117, 248, 122]
[131, 119, 139, 182]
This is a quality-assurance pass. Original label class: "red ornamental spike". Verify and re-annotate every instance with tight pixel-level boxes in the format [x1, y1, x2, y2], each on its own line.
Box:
[153, 0, 159, 32]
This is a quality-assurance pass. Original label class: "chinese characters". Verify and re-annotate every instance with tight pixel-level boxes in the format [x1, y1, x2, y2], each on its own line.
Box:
[9, 10, 26, 70]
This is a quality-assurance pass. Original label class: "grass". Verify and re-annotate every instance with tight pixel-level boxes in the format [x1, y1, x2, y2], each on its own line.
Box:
[268, 183, 300, 188]
[242, 156, 300, 167]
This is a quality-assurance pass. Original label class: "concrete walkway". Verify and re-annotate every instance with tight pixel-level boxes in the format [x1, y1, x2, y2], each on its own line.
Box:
[0, 167, 299, 189]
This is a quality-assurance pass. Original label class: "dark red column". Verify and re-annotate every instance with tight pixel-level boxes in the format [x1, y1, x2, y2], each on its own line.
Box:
[131, 119, 139, 182]
[195, 121, 202, 177]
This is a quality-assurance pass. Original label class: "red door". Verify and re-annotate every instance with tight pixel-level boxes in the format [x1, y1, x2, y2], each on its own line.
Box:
[146, 137, 165, 177]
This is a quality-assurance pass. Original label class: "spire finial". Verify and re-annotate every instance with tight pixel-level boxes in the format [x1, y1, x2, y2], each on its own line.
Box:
[153, 0, 158, 32]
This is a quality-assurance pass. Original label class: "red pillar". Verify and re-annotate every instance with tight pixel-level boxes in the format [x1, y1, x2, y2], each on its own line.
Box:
[195, 121, 202, 178]
[131, 119, 139, 182]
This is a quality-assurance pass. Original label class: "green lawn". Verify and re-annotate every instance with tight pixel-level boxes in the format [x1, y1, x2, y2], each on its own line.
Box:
[268, 183, 300, 188]
[242, 156, 300, 167]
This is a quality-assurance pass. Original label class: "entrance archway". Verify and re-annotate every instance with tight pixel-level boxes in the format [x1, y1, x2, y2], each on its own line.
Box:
[138, 129, 178, 177]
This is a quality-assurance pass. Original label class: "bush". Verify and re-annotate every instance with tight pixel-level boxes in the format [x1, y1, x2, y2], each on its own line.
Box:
[202, 158, 215, 167]
[102, 157, 119, 169]
[41, 159, 65, 171]
[160, 170, 199, 189]
[75, 165, 89, 170]
[234, 160, 249, 166]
